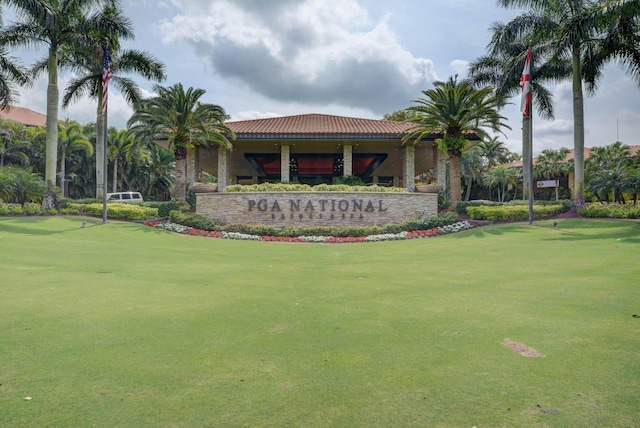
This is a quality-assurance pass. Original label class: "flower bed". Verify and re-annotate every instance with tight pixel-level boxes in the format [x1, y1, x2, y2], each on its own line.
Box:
[143, 220, 484, 243]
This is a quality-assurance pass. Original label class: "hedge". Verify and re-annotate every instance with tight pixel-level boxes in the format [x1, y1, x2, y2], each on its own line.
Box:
[168, 210, 459, 237]
[224, 183, 408, 193]
[70, 203, 158, 221]
[465, 204, 566, 221]
[579, 203, 640, 219]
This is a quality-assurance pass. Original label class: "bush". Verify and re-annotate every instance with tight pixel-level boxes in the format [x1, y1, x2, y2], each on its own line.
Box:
[466, 204, 566, 221]
[70, 203, 158, 221]
[142, 201, 183, 218]
[169, 211, 223, 231]
[224, 183, 408, 193]
[579, 203, 640, 219]
[333, 176, 366, 186]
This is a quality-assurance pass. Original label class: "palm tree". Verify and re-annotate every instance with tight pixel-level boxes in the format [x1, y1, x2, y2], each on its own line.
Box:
[402, 75, 509, 207]
[0, 48, 30, 108]
[586, 142, 633, 203]
[484, 164, 519, 202]
[57, 119, 93, 198]
[478, 137, 511, 168]
[0, 119, 30, 167]
[461, 145, 485, 201]
[45, 43, 166, 198]
[496, 0, 640, 211]
[127, 83, 236, 202]
[534, 147, 571, 200]
[0, 0, 134, 209]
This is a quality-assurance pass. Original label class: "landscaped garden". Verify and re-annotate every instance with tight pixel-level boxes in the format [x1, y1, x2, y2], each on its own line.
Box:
[1, 215, 638, 427]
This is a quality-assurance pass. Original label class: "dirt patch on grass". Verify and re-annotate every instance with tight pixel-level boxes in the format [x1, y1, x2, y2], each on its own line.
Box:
[503, 339, 545, 357]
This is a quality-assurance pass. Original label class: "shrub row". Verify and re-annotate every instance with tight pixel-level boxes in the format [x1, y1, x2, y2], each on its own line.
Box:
[579, 203, 640, 219]
[465, 204, 566, 221]
[168, 210, 459, 237]
[0, 202, 58, 216]
[69, 203, 158, 221]
[456, 199, 572, 215]
[224, 183, 408, 193]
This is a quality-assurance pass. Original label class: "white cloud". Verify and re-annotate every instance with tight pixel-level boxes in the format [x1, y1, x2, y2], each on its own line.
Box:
[158, 0, 437, 114]
[449, 59, 469, 77]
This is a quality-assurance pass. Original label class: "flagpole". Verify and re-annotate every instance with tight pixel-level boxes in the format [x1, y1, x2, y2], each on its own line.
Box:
[528, 49, 534, 225]
[101, 46, 110, 224]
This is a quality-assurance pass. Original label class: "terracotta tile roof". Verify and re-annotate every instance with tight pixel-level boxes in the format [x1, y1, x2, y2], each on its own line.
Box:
[0, 106, 46, 127]
[506, 146, 640, 168]
[226, 114, 417, 137]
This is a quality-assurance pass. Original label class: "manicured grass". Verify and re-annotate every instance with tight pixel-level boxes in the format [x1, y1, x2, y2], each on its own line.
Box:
[1, 216, 639, 427]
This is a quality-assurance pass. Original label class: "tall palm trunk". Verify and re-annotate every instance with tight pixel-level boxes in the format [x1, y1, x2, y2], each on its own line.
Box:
[572, 46, 586, 210]
[112, 157, 118, 192]
[173, 148, 187, 202]
[449, 155, 462, 207]
[43, 80, 59, 210]
[59, 151, 66, 198]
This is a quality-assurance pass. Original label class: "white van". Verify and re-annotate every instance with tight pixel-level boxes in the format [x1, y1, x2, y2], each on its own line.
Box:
[106, 191, 144, 203]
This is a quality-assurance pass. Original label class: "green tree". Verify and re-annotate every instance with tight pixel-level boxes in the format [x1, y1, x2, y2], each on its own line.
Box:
[0, 0, 133, 209]
[0, 48, 30, 108]
[48, 41, 166, 198]
[382, 109, 420, 122]
[484, 164, 519, 202]
[497, 0, 640, 210]
[402, 75, 509, 207]
[0, 165, 45, 206]
[0, 119, 30, 167]
[127, 83, 235, 202]
[534, 147, 571, 200]
[478, 137, 511, 168]
[586, 141, 633, 203]
[57, 119, 93, 198]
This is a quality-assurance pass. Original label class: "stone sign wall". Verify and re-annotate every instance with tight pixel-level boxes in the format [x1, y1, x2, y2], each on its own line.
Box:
[196, 192, 437, 227]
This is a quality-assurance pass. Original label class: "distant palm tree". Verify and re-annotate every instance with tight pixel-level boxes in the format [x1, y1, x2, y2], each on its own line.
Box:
[484, 164, 519, 203]
[0, 119, 30, 167]
[127, 83, 235, 202]
[586, 142, 633, 203]
[402, 76, 509, 207]
[496, 0, 640, 210]
[57, 119, 93, 198]
[479, 137, 511, 168]
[0, 0, 134, 208]
[534, 147, 571, 200]
[41, 42, 166, 198]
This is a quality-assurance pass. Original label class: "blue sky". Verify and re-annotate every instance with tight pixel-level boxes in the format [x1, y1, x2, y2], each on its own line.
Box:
[10, 0, 640, 156]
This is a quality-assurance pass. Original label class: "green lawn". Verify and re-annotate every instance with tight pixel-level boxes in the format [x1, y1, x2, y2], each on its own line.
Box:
[1, 216, 639, 427]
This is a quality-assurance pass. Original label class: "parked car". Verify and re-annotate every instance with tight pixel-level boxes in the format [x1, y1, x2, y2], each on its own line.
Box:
[106, 191, 144, 203]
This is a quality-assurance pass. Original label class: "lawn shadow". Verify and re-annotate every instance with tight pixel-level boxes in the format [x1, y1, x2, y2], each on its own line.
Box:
[0, 217, 102, 236]
[537, 219, 640, 243]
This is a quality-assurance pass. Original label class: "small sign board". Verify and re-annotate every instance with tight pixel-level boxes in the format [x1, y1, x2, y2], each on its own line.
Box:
[537, 180, 557, 188]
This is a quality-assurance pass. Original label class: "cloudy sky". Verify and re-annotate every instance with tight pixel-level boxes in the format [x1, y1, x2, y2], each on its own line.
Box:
[10, 0, 640, 155]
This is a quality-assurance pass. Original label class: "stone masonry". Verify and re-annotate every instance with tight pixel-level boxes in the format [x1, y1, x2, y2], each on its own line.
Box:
[196, 192, 438, 227]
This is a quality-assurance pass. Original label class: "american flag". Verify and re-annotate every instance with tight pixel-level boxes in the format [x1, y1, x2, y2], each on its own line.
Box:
[520, 48, 531, 117]
[101, 47, 111, 115]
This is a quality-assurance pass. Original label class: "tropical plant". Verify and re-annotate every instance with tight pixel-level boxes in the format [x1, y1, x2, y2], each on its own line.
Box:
[127, 83, 235, 202]
[496, 0, 640, 211]
[0, 47, 30, 108]
[0, 0, 134, 209]
[0, 119, 30, 166]
[47, 35, 166, 198]
[534, 147, 571, 200]
[460, 145, 485, 201]
[586, 141, 633, 203]
[0, 165, 45, 206]
[402, 75, 510, 207]
[478, 137, 512, 168]
[57, 119, 93, 198]
[483, 164, 519, 202]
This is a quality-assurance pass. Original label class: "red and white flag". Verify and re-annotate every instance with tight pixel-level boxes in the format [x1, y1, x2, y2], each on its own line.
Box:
[101, 47, 111, 115]
[520, 48, 531, 117]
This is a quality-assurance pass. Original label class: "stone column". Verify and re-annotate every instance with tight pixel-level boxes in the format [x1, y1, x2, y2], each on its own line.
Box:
[186, 146, 199, 184]
[434, 146, 447, 188]
[403, 145, 415, 191]
[217, 146, 229, 191]
[343, 145, 352, 176]
[281, 145, 290, 183]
